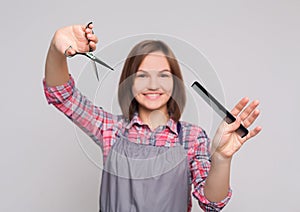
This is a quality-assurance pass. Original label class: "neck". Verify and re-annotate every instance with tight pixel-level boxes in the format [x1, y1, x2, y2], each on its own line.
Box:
[138, 108, 169, 130]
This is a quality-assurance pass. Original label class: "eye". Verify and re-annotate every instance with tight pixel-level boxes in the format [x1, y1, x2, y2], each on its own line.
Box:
[136, 74, 147, 78]
[160, 73, 171, 78]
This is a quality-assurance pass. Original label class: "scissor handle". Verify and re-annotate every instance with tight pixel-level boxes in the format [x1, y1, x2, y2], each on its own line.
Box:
[64, 45, 76, 58]
[85, 21, 94, 52]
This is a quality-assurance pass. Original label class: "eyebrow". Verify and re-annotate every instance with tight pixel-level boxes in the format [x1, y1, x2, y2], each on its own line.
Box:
[137, 69, 171, 73]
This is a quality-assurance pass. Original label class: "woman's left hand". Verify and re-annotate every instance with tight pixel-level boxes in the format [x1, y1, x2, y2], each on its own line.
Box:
[212, 97, 262, 160]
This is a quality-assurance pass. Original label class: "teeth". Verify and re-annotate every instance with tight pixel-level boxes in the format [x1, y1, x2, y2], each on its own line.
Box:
[145, 94, 160, 97]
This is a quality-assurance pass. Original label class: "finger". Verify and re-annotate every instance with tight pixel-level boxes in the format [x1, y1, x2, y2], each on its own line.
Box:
[243, 109, 260, 128]
[239, 100, 260, 121]
[89, 41, 97, 51]
[227, 116, 242, 133]
[85, 22, 94, 36]
[231, 97, 249, 116]
[244, 126, 262, 140]
[85, 27, 94, 34]
[86, 21, 93, 29]
[86, 33, 98, 44]
[64, 45, 77, 57]
[84, 22, 94, 50]
[85, 29, 93, 39]
[68, 48, 76, 56]
[86, 34, 98, 51]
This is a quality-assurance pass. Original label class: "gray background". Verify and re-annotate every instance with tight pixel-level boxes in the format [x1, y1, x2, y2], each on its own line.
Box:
[0, 0, 299, 211]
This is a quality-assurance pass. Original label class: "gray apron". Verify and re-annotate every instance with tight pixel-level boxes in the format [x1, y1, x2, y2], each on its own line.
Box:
[100, 122, 189, 212]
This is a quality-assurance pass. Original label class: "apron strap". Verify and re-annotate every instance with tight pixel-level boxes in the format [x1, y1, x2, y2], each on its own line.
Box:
[177, 121, 183, 145]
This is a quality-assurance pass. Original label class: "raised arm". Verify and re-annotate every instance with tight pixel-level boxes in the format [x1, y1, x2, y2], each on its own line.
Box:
[204, 97, 262, 202]
[44, 24, 98, 86]
[43, 24, 117, 153]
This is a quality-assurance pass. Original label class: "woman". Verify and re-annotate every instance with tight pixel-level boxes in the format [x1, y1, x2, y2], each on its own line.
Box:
[43, 23, 262, 212]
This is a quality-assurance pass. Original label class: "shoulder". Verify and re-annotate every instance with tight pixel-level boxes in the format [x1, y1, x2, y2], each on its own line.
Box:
[179, 121, 208, 137]
[179, 121, 210, 144]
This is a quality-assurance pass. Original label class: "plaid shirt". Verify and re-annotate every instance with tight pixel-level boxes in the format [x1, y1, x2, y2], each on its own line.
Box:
[43, 75, 231, 212]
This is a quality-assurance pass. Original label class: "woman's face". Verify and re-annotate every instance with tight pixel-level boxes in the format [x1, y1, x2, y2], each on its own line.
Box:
[132, 51, 173, 115]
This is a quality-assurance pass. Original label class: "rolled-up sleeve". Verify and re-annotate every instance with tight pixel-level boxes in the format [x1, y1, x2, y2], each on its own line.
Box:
[43, 75, 118, 147]
[190, 129, 232, 211]
[43, 76, 75, 104]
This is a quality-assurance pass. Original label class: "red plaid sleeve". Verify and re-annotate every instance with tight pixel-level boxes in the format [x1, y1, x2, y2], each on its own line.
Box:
[43, 76, 75, 104]
[43, 75, 118, 147]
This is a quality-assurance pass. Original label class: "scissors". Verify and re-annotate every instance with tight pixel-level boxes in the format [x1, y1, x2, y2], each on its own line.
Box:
[76, 51, 114, 80]
[64, 22, 114, 81]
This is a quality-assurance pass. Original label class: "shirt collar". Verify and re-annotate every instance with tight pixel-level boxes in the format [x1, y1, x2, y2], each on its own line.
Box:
[125, 112, 179, 135]
[125, 112, 143, 130]
[166, 118, 179, 135]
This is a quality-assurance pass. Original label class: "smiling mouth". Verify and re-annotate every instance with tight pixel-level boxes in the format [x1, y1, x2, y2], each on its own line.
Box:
[143, 93, 163, 100]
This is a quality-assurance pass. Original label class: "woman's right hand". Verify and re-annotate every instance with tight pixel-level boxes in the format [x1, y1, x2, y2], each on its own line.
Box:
[51, 23, 99, 56]
[45, 23, 99, 86]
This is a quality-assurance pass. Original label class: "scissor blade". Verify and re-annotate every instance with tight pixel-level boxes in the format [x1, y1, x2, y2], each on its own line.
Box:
[82, 52, 114, 71]
[93, 57, 114, 71]
[91, 61, 99, 81]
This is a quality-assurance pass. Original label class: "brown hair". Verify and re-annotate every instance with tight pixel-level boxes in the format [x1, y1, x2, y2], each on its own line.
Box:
[118, 40, 186, 122]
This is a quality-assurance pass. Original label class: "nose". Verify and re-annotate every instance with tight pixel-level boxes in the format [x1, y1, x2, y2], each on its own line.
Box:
[147, 76, 160, 90]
